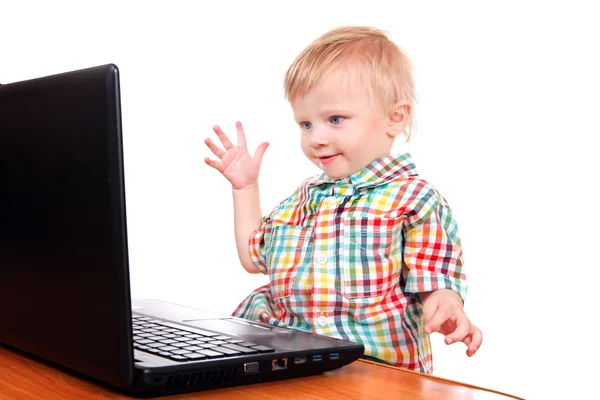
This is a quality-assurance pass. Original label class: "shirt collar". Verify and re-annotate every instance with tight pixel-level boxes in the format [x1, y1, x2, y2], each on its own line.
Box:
[308, 153, 418, 190]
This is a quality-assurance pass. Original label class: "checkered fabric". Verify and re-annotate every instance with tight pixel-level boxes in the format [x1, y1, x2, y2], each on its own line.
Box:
[232, 153, 467, 373]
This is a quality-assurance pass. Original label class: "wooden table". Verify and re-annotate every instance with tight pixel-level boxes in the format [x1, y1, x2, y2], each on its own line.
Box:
[0, 344, 523, 399]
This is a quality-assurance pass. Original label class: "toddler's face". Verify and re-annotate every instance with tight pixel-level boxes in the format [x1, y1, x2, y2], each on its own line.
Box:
[291, 71, 395, 179]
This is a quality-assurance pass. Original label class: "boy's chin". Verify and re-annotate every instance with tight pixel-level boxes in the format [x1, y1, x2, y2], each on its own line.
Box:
[309, 159, 352, 180]
[321, 168, 351, 180]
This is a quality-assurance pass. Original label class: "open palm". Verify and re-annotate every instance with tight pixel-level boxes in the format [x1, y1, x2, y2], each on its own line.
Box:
[204, 121, 269, 190]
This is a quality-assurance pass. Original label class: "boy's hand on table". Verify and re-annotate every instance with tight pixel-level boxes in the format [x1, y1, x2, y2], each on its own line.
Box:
[420, 289, 483, 357]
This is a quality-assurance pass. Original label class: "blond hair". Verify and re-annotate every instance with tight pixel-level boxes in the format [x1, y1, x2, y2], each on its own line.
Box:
[284, 26, 416, 140]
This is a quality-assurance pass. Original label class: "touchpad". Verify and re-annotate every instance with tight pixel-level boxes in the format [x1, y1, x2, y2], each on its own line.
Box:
[180, 318, 332, 350]
[182, 318, 284, 337]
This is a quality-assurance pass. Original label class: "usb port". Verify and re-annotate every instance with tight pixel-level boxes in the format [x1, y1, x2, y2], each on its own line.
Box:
[312, 354, 323, 362]
[329, 352, 340, 360]
[293, 356, 307, 364]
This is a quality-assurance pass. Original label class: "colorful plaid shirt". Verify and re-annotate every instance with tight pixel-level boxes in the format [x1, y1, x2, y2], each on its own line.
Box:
[232, 153, 467, 373]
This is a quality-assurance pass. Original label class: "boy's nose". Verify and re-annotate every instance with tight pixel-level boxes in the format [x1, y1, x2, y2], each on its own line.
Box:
[309, 128, 329, 147]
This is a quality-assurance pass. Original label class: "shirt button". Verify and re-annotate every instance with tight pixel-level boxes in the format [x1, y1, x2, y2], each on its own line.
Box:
[317, 314, 328, 327]
[316, 254, 327, 265]
[325, 196, 337, 204]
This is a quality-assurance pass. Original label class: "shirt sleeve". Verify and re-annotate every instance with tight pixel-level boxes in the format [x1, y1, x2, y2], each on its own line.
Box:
[248, 215, 273, 275]
[402, 186, 467, 301]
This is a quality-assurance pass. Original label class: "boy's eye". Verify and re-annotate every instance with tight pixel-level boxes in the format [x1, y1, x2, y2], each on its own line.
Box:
[301, 121, 312, 130]
[329, 116, 345, 125]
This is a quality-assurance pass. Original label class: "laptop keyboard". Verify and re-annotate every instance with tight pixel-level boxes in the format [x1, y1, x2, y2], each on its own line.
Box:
[133, 316, 275, 362]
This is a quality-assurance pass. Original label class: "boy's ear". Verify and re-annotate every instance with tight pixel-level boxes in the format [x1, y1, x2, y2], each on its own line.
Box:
[387, 103, 410, 138]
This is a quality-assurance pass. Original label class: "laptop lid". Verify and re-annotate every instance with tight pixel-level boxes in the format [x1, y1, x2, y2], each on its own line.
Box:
[0, 64, 134, 392]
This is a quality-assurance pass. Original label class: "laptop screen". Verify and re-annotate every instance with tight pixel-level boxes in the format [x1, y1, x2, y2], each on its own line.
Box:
[0, 65, 134, 391]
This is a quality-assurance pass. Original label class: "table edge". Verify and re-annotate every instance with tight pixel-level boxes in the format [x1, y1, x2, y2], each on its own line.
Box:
[356, 359, 525, 400]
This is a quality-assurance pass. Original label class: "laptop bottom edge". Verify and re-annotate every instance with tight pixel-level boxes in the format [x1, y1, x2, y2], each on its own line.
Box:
[132, 348, 363, 397]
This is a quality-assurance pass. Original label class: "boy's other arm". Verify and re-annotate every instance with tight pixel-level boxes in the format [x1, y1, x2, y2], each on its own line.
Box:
[232, 183, 262, 274]
[204, 121, 269, 274]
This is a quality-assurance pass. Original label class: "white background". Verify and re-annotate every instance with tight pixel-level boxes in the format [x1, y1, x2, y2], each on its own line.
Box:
[2, 1, 599, 399]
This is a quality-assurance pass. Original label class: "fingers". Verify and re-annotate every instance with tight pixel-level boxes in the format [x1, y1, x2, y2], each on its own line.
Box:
[443, 313, 471, 345]
[465, 326, 483, 357]
[426, 308, 482, 356]
[421, 293, 438, 332]
[424, 307, 449, 335]
[206, 123, 248, 156]
[212, 125, 235, 150]
[204, 122, 265, 178]
[254, 142, 270, 165]
[423, 292, 465, 334]
[204, 137, 225, 159]
[426, 309, 482, 356]
[203, 156, 224, 173]
[421, 291, 482, 357]
[236, 121, 247, 150]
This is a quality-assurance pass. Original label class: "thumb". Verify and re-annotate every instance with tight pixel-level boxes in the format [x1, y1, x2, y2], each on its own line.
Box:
[421, 296, 439, 325]
[254, 142, 270, 165]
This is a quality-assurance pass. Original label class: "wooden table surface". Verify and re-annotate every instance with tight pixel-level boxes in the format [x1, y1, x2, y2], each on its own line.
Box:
[0, 344, 523, 400]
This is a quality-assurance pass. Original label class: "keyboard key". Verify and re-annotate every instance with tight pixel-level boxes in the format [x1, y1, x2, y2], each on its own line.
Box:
[221, 344, 259, 355]
[168, 355, 187, 361]
[186, 353, 207, 360]
[160, 322, 219, 337]
[213, 335, 232, 340]
[192, 337, 214, 343]
[134, 339, 154, 344]
[182, 346, 203, 351]
[212, 346, 241, 356]
[237, 341, 258, 347]
[171, 349, 192, 355]
[252, 345, 275, 353]
[196, 349, 226, 358]
[153, 326, 169, 331]
[158, 346, 178, 352]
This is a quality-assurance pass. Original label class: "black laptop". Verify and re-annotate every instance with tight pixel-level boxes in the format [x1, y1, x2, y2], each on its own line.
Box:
[0, 64, 364, 397]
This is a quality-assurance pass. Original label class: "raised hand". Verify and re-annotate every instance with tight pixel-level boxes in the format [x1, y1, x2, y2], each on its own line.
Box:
[204, 121, 269, 190]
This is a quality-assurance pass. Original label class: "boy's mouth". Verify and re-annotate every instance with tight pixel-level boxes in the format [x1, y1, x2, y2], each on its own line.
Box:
[318, 154, 339, 165]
